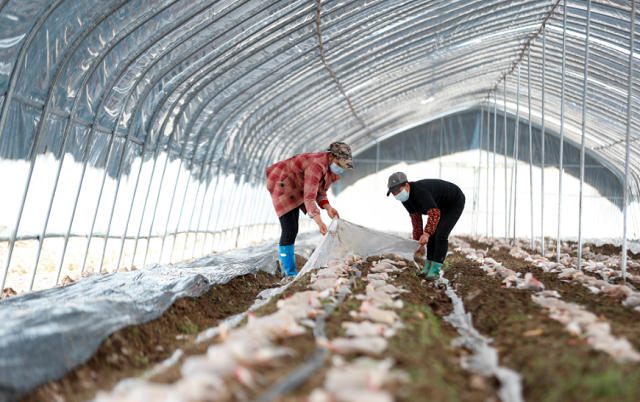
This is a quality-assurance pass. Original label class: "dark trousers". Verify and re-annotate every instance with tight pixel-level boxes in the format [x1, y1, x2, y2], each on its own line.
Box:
[279, 207, 300, 246]
[426, 202, 465, 263]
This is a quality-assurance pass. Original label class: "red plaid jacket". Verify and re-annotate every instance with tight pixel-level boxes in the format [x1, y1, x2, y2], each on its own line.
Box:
[266, 152, 339, 218]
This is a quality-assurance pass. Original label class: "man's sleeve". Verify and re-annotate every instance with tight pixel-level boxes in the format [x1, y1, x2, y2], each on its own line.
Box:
[410, 213, 424, 241]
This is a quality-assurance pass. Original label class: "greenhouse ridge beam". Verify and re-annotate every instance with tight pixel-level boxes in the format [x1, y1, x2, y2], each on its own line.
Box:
[485, 0, 563, 101]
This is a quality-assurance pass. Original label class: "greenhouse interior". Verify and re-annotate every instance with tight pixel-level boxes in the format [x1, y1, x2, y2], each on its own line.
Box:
[1, 0, 640, 401]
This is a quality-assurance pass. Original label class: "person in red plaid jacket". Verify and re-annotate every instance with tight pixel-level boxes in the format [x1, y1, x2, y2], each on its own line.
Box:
[387, 172, 465, 280]
[266, 142, 354, 276]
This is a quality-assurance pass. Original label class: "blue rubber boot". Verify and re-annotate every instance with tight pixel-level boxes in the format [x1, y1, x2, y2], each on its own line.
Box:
[420, 260, 433, 275]
[426, 262, 443, 280]
[278, 244, 297, 277]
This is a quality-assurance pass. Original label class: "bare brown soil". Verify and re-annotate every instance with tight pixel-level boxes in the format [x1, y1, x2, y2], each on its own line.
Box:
[362, 257, 498, 402]
[463, 237, 640, 350]
[144, 255, 500, 401]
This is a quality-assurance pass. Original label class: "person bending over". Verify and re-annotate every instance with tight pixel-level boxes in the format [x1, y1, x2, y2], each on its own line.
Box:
[387, 172, 465, 279]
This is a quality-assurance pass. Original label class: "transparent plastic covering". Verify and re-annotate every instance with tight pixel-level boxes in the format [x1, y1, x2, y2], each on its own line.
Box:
[299, 218, 420, 276]
[0, 1, 638, 285]
[0, 235, 310, 402]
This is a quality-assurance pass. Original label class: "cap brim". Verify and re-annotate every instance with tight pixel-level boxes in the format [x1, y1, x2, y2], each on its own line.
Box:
[387, 184, 402, 196]
[337, 158, 354, 170]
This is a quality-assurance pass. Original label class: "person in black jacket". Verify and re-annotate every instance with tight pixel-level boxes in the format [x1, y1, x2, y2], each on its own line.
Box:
[387, 172, 465, 279]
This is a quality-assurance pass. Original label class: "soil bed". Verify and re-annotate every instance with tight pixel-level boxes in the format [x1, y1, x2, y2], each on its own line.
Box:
[359, 257, 498, 402]
[22, 263, 294, 402]
[271, 256, 499, 402]
[142, 254, 499, 401]
[442, 249, 640, 402]
[461, 237, 640, 350]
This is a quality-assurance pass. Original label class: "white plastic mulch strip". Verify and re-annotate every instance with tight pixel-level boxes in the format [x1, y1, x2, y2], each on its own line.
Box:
[436, 274, 524, 402]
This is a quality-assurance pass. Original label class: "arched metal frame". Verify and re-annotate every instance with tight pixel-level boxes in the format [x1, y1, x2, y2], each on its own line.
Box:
[0, 0, 638, 291]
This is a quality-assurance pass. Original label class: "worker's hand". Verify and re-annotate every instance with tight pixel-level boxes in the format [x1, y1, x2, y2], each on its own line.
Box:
[326, 207, 340, 219]
[419, 233, 430, 245]
[314, 215, 328, 235]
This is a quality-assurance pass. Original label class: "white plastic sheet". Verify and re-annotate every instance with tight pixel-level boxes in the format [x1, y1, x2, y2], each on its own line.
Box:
[299, 218, 420, 276]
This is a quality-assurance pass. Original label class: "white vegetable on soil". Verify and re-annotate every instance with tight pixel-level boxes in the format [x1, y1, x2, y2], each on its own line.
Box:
[456, 236, 640, 364]
[533, 295, 640, 363]
[97, 254, 412, 401]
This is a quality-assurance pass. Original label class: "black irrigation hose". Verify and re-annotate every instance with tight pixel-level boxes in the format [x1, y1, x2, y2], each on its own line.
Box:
[256, 265, 362, 402]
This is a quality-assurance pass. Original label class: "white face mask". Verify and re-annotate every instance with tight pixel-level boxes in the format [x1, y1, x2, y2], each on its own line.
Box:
[330, 162, 345, 174]
[394, 188, 409, 202]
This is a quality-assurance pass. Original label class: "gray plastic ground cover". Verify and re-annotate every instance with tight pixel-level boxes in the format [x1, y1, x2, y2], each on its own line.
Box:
[0, 235, 324, 402]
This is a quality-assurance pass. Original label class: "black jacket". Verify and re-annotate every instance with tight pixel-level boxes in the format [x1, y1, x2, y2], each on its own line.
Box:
[401, 179, 465, 215]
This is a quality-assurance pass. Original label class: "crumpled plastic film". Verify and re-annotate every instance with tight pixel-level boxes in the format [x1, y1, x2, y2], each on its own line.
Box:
[298, 218, 420, 276]
[437, 274, 524, 402]
[0, 238, 296, 402]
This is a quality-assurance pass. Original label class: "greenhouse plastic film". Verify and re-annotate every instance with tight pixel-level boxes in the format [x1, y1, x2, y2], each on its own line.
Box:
[0, 238, 296, 402]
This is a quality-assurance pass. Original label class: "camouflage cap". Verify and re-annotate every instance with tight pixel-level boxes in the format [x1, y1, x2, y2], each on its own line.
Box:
[328, 142, 354, 170]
